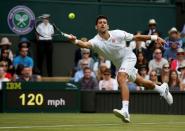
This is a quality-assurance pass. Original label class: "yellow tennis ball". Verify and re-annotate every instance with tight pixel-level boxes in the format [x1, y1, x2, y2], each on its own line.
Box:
[68, 13, 75, 20]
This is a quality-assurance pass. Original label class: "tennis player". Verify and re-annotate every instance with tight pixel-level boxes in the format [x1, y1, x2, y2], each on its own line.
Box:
[70, 15, 173, 123]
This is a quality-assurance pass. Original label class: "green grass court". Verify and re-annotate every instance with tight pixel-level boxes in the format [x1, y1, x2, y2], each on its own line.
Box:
[0, 113, 185, 131]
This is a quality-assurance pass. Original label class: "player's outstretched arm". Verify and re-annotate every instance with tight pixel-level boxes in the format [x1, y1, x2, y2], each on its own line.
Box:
[69, 35, 92, 49]
[133, 35, 165, 45]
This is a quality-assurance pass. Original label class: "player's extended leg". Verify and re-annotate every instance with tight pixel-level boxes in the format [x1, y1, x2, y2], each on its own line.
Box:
[135, 73, 173, 105]
[113, 72, 130, 123]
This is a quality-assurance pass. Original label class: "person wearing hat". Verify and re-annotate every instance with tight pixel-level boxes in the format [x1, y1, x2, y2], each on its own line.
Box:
[144, 19, 161, 36]
[0, 37, 13, 61]
[164, 35, 182, 62]
[15, 37, 31, 56]
[170, 48, 185, 71]
[36, 14, 54, 76]
[164, 27, 183, 50]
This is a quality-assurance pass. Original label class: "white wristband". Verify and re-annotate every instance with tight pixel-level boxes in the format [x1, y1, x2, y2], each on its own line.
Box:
[74, 39, 79, 44]
[151, 35, 158, 41]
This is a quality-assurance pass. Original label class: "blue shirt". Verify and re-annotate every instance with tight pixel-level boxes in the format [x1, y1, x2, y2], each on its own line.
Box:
[13, 55, 33, 68]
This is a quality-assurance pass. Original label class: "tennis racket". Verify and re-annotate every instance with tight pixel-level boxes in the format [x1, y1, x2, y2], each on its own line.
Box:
[35, 17, 72, 39]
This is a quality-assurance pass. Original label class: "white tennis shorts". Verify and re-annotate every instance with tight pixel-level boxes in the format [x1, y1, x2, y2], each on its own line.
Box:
[118, 54, 138, 82]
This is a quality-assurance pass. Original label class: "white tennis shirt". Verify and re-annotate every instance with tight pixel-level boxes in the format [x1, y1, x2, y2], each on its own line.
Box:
[89, 30, 134, 69]
[36, 23, 54, 40]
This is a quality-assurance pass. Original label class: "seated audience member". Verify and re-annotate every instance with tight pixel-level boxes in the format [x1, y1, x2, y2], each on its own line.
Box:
[0, 61, 12, 79]
[13, 47, 33, 69]
[160, 64, 170, 83]
[164, 27, 182, 50]
[149, 69, 161, 85]
[138, 65, 149, 80]
[74, 60, 95, 82]
[178, 63, 185, 91]
[0, 37, 13, 61]
[79, 67, 98, 90]
[99, 69, 118, 91]
[149, 48, 168, 76]
[93, 55, 111, 73]
[17, 37, 31, 56]
[0, 49, 14, 74]
[168, 70, 181, 91]
[96, 63, 108, 81]
[146, 32, 164, 61]
[77, 48, 94, 70]
[144, 19, 161, 36]
[16, 66, 41, 82]
[0, 67, 10, 90]
[170, 48, 185, 72]
[135, 51, 148, 69]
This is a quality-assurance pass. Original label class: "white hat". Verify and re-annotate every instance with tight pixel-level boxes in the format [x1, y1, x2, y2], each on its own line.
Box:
[148, 19, 156, 25]
[177, 48, 184, 53]
[0, 37, 12, 46]
[81, 48, 90, 53]
[178, 62, 185, 71]
[40, 14, 50, 19]
[169, 27, 178, 34]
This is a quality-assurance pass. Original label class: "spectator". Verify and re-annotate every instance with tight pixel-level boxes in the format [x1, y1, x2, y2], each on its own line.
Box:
[77, 48, 94, 70]
[137, 65, 149, 90]
[0, 49, 14, 74]
[144, 19, 161, 36]
[135, 51, 148, 69]
[168, 70, 181, 91]
[149, 48, 168, 76]
[13, 47, 33, 69]
[36, 14, 54, 76]
[93, 55, 111, 73]
[177, 63, 185, 91]
[74, 60, 95, 82]
[16, 66, 41, 82]
[138, 65, 149, 80]
[79, 67, 98, 90]
[146, 32, 164, 61]
[12, 64, 24, 81]
[0, 67, 9, 90]
[96, 63, 108, 81]
[160, 64, 170, 83]
[99, 69, 118, 91]
[170, 48, 185, 72]
[0, 37, 13, 61]
[149, 69, 161, 85]
[17, 37, 31, 56]
[0, 61, 12, 79]
[164, 27, 182, 50]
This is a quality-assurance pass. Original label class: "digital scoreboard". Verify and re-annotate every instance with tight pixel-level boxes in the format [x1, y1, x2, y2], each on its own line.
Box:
[2, 82, 80, 112]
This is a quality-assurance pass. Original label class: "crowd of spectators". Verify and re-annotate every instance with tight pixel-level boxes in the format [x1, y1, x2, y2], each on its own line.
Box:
[1, 18, 185, 92]
[72, 19, 185, 92]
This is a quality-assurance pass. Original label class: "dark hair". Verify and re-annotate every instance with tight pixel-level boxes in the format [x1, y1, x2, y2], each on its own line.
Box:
[83, 67, 91, 72]
[96, 15, 108, 25]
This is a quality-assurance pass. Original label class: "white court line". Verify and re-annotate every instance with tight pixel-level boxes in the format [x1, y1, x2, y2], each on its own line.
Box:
[0, 122, 185, 129]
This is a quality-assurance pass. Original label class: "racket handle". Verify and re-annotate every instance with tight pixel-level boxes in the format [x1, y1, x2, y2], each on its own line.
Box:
[63, 33, 72, 39]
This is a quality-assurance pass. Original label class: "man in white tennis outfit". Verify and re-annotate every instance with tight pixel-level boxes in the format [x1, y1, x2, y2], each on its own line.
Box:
[70, 15, 173, 123]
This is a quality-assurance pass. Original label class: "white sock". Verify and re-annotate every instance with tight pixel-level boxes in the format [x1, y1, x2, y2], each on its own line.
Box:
[122, 101, 129, 113]
[154, 85, 164, 95]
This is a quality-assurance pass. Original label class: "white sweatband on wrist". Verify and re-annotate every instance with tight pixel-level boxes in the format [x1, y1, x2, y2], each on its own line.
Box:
[151, 35, 158, 41]
[74, 39, 79, 44]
